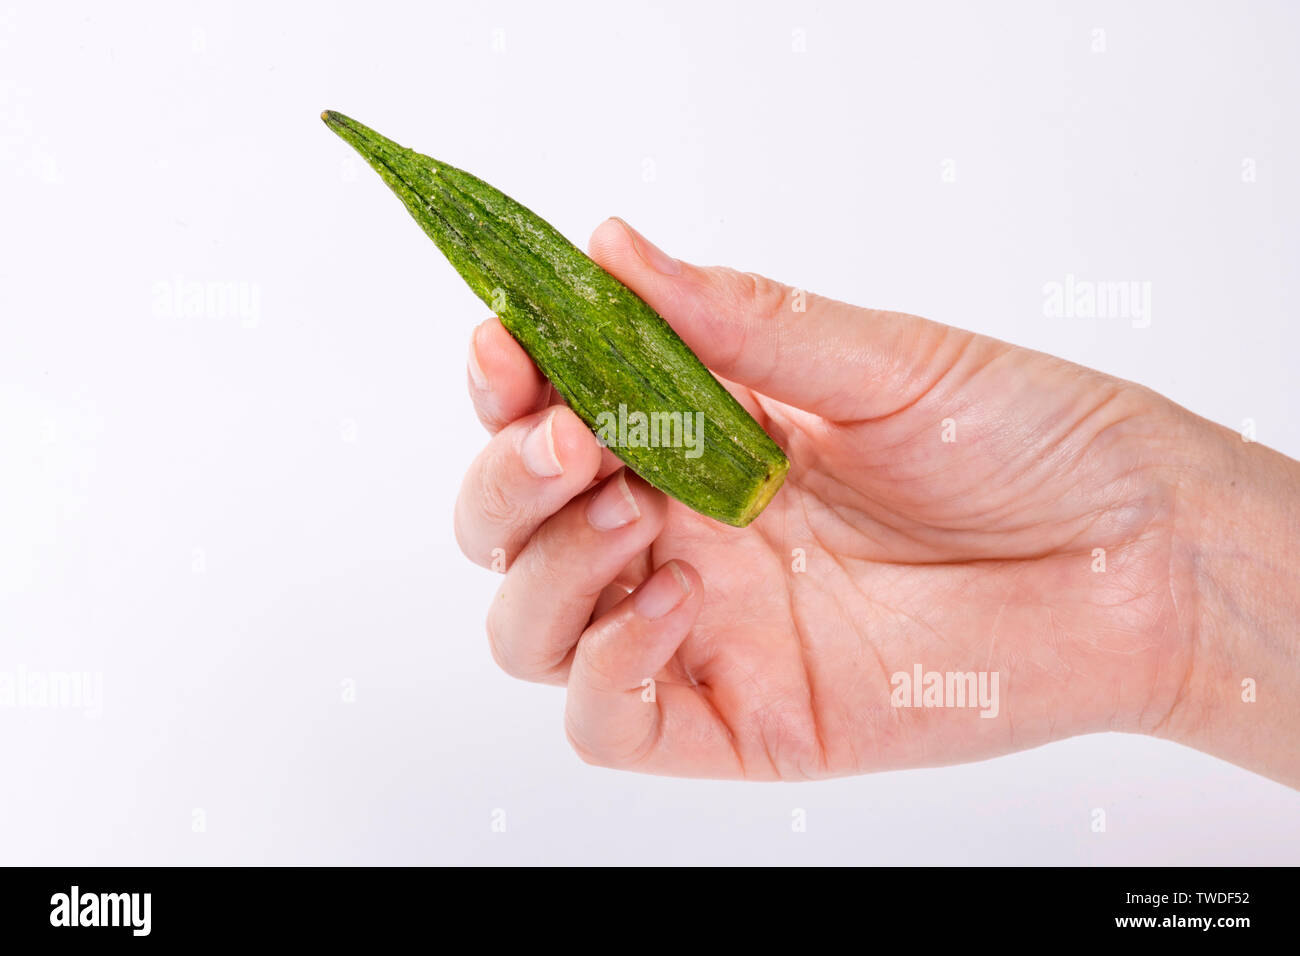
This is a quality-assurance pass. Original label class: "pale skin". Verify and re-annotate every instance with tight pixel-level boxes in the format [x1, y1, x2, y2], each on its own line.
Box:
[455, 217, 1300, 788]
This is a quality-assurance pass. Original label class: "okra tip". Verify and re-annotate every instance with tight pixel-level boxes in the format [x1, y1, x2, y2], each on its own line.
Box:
[320, 110, 363, 135]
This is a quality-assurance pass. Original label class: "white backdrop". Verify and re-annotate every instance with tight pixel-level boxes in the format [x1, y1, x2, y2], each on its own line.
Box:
[2, 0, 1297, 865]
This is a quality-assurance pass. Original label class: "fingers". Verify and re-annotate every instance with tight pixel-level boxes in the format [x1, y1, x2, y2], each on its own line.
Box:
[467, 317, 550, 433]
[485, 470, 667, 684]
[466, 316, 628, 477]
[587, 217, 976, 422]
[565, 561, 744, 775]
[454, 405, 603, 568]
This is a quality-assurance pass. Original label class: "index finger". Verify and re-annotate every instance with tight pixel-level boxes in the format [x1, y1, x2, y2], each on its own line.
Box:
[468, 317, 550, 433]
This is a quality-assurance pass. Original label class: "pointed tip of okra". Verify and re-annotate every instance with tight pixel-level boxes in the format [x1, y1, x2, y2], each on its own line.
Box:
[320, 109, 350, 130]
[321, 110, 371, 138]
[320, 110, 380, 161]
[319, 110, 403, 163]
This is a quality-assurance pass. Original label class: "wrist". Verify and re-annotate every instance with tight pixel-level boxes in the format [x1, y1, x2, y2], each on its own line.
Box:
[1158, 411, 1300, 787]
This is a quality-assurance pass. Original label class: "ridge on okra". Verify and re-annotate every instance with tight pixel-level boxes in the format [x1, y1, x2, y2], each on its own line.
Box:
[321, 109, 789, 527]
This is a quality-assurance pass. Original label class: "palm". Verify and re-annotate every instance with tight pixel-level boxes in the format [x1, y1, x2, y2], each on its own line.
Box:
[638, 346, 1191, 780]
[462, 223, 1205, 780]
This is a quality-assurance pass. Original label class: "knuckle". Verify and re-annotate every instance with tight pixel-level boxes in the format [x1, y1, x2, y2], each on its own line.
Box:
[702, 268, 791, 376]
[734, 270, 791, 323]
[477, 462, 522, 528]
[565, 711, 659, 772]
[452, 499, 490, 567]
[485, 584, 566, 684]
[564, 718, 609, 768]
[452, 502, 471, 557]
[578, 636, 624, 695]
[713, 269, 788, 388]
[484, 603, 522, 679]
[525, 528, 568, 590]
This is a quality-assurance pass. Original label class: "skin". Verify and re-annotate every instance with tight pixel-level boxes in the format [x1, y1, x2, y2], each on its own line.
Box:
[454, 217, 1300, 787]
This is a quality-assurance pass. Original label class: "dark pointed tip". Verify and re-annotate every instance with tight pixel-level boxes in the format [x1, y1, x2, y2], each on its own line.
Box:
[319, 111, 404, 164]
[320, 110, 366, 142]
[321, 110, 359, 145]
[321, 110, 359, 133]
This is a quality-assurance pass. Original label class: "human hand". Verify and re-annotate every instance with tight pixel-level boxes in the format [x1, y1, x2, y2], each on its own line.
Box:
[454, 217, 1300, 786]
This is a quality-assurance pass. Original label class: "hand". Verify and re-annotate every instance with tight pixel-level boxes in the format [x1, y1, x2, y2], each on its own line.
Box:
[454, 217, 1300, 785]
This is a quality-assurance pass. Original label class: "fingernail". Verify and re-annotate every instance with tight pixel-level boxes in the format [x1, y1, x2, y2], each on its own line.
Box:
[634, 561, 691, 620]
[521, 410, 563, 478]
[467, 324, 489, 391]
[587, 471, 641, 531]
[612, 217, 681, 276]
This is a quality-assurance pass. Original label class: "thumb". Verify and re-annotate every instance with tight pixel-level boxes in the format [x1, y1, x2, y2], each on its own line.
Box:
[588, 217, 971, 421]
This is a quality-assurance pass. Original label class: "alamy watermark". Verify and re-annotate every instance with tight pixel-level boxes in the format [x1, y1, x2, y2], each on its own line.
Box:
[1043, 274, 1151, 328]
[594, 403, 705, 459]
[151, 275, 261, 328]
[50, 886, 150, 936]
[0, 667, 103, 718]
[891, 663, 1000, 718]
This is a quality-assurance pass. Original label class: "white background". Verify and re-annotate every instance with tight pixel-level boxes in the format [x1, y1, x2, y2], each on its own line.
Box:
[2, 0, 1298, 864]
